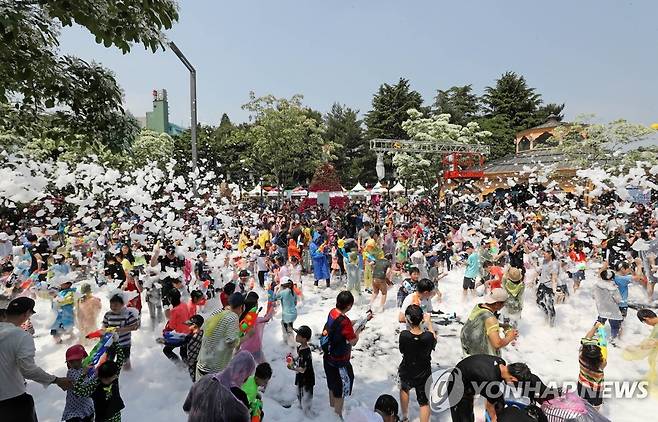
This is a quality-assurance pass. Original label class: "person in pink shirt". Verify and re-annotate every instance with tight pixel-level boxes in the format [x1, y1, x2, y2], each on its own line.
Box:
[238, 292, 275, 364]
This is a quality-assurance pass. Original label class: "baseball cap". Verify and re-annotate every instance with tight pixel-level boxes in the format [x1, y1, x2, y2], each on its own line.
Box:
[228, 292, 245, 308]
[185, 314, 204, 327]
[280, 276, 293, 286]
[293, 325, 312, 340]
[7, 297, 36, 315]
[483, 288, 509, 304]
[65, 344, 88, 362]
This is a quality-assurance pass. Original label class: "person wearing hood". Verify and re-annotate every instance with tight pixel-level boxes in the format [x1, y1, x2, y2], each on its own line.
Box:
[593, 269, 623, 339]
[0, 297, 72, 422]
[183, 351, 256, 422]
[310, 232, 330, 288]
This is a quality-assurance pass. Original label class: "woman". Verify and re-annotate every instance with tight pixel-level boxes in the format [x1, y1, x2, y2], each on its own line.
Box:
[183, 351, 256, 422]
[537, 248, 559, 326]
[593, 269, 623, 339]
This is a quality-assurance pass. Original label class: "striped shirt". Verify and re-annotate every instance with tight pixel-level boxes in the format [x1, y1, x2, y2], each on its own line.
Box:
[578, 355, 605, 390]
[102, 307, 139, 347]
[196, 309, 239, 374]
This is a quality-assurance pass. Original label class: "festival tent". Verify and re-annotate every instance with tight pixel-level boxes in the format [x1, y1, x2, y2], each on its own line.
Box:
[291, 186, 308, 197]
[350, 182, 367, 196]
[389, 182, 405, 194]
[246, 186, 261, 197]
[266, 187, 281, 197]
[371, 182, 387, 194]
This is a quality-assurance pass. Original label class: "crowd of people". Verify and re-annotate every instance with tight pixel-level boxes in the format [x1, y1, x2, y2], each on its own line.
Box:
[1, 186, 658, 422]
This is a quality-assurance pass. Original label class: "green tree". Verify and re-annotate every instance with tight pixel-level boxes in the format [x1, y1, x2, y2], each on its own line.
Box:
[242, 93, 328, 189]
[392, 109, 491, 193]
[0, 0, 177, 152]
[433, 85, 481, 126]
[365, 78, 424, 140]
[324, 103, 374, 186]
[475, 114, 517, 159]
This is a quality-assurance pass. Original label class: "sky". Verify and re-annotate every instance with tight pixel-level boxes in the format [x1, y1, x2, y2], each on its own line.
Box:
[58, 0, 658, 128]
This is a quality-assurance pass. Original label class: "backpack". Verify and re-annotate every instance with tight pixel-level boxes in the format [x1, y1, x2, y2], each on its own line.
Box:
[320, 314, 348, 358]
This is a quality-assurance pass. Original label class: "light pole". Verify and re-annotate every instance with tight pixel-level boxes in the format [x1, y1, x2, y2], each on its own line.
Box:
[168, 41, 198, 176]
[259, 177, 264, 205]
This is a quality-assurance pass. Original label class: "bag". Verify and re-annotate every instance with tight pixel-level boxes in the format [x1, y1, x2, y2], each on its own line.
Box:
[320, 314, 347, 357]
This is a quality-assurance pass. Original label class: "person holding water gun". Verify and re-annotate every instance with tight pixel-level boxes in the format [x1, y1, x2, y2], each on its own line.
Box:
[577, 322, 607, 409]
[62, 345, 95, 422]
[238, 292, 275, 364]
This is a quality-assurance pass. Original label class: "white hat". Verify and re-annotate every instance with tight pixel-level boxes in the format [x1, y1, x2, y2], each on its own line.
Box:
[482, 288, 509, 304]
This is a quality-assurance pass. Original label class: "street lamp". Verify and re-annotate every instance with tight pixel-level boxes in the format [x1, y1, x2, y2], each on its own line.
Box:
[168, 41, 198, 176]
[259, 177, 264, 204]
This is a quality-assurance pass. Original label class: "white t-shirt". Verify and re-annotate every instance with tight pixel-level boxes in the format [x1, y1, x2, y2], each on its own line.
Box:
[399, 293, 433, 331]
[345, 407, 384, 422]
[538, 260, 559, 287]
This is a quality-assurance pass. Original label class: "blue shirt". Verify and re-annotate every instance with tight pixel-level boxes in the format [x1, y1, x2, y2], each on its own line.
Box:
[464, 252, 480, 279]
[275, 288, 298, 323]
[613, 274, 632, 307]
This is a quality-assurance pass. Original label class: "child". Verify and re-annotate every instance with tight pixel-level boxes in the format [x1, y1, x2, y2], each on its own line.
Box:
[73, 343, 126, 422]
[288, 255, 302, 286]
[62, 345, 95, 422]
[256, 246, 269, 289]
[577, 323, 607, 409]
[220, 282, 236, 308]
[238, 293, 275, 364]
[76, 283, 102, 344]
[344, 251, 362, 297]
[292, 325, 315, 416]
[242, 362, 273, 422]
[238, 270, 250, 293]
[102, 294, 139, 370]
[51, 280, 76, 343]
[183, 314, 204, 381]
[143, 268, 163, 329]
[274, 277, 298, 347]
[397, 267, 420, 308]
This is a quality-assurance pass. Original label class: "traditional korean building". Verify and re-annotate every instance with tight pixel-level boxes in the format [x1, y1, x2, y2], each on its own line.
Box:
[477, 116, 578, 196]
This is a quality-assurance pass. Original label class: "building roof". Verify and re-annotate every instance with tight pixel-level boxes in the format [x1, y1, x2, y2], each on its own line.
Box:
[479, 148, 576, 175]
[515, 115, 568, 138]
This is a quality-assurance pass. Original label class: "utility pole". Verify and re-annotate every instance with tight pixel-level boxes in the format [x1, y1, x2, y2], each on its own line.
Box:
[168, 41, 198, 178]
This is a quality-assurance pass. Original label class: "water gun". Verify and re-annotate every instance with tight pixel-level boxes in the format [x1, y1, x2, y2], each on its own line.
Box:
[250, 399, 263, 422]
[285, 352, 297, 369]
[162, 331, 188, 346]
[19, 271, 42, 290]
[596, 324, 608, 360]
[82, 328, 116, 374]
[240, 306, 261, 337]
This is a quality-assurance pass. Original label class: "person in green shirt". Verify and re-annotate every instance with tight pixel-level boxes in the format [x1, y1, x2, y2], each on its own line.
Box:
[242, 362, 272, 421]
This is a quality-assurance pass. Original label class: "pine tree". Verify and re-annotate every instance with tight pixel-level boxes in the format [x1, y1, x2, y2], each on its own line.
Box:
[365, 78, 424, 140]
[433, 85, 481, 125]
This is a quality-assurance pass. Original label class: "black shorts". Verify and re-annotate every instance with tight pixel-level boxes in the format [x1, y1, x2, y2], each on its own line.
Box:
[463, 277, 475, 290]
[323, 359, 354, 399]
[400, 375, 430, 406]
[0, 393, 37, 422]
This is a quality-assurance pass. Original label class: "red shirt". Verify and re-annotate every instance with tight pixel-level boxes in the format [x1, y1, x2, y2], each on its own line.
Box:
[165, 303, 192, 333]
[220, 291, 229, 308]
[489, 266, 504, 289]
[325, 308, 356, 364]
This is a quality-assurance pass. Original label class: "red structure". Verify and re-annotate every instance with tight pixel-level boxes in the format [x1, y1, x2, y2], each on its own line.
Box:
[441, 152, 485, 179]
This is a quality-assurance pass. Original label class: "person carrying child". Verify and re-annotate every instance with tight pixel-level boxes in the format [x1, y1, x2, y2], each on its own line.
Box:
[291, 325, 315, 416]
[62, 345, 95, 422]
[72, 342, 126, 422]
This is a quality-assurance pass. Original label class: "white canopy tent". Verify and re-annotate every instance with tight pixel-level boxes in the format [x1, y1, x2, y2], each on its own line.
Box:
[246, 186, 262, 197]
[389, 182, 405, 194]
[350, 182, 368, 196]
[371, 182, 387, 194]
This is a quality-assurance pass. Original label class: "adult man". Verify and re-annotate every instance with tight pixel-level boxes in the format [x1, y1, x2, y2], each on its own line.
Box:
[323, 291, 371, 418]
[0, 298, 72, 422]
[357, 221, 372, 251]
[398, 278, 435, 331]
[447, 355, 552, 422]
[461, 288, 518, 357]
[196, 292, 243, 379]
[613, 260, 644, 323]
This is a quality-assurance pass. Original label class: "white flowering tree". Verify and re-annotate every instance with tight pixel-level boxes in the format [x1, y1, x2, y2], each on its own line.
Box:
[392, 109, 491, 194]
[131, 129, 175, 168]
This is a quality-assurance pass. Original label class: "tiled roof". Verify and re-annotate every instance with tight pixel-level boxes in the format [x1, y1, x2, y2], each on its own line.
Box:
[479, 148, 576, 174]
